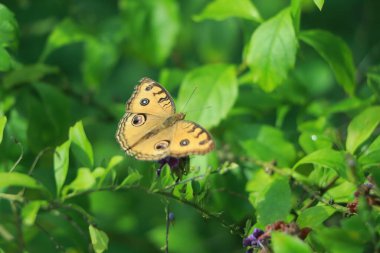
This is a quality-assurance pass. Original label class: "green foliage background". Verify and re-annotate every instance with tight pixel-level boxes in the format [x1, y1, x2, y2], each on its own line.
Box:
[1, 0, 380, 252]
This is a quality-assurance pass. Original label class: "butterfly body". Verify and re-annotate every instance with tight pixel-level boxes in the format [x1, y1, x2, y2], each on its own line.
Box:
[116, 78, 214, 161]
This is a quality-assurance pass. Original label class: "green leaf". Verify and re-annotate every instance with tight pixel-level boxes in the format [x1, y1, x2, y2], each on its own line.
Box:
[41, 19, 87, 60]
[3, 64, 59, 89]
[0, 115, 6, 144]
[299, 132, 332, 154]
[194, 0, 262, 22]
[118, 170, 143, 188]
[22, 201, 46, 226]
[177, 64, 238, 129]
[324, 181, 356, 203]
[241, 124, 296, 167]
[64, 168, 96, 194]
[119, 0, 179, 66]
[89, 225, 109, 253]
[297, 205, 336, 229]
[294, 149, 349, 180]
[0, 47, 12, 71]
[272, 232, 313, 253]
[82, 38, 118, 90]
[0, 4, 18, 49]
[313, 0, 325, 11]
[0, 172, 46, 191]
[54, 140, 71, 195]
[346, 106, 380, 154]
[246, 8, 298, 91]
[359, 136, 380, 169]
[256, 177, 292, 225]
[300, 30, 356, 95]
[318, 227, 368, 253]
[367, 65, 380, 95]
[185, 182, 194, 201]
[69, 121, 94, 168]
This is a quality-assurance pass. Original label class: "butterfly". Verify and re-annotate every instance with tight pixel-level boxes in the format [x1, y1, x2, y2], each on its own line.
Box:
[116, 77, 215, 160]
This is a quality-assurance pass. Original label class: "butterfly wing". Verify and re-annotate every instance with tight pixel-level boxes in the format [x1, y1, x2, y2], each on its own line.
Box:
[116, 112, 168, 156]
[126, 120, 214, 160]
[126, 77, 175, 116]
[117, 77, 177, 156]
[117, 77, 214, 160]
[169, 121, 214, 157]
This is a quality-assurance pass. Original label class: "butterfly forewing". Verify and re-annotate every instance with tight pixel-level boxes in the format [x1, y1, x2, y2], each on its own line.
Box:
[127, 78, 175, 116]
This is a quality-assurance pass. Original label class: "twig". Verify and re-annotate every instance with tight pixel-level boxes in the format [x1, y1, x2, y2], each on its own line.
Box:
[28, 147, 52, 175]
[156, 190, 243, 237]
[9, 138, 23, 173]
[165, 205, 170, 253]
[10, 201, 24, 252]
[35, 222, 65, 252]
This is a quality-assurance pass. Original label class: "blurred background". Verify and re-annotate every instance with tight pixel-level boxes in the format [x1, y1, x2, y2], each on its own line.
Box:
[1, 0, 380, 252]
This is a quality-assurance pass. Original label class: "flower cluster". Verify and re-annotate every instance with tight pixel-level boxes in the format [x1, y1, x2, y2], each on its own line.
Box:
[156, 156, 190, 179]
[347, 183, 379, 214]
[242, 221, 311, 252]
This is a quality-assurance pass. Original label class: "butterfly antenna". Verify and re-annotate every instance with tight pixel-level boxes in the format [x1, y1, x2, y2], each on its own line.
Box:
[181, 86, 198, 112]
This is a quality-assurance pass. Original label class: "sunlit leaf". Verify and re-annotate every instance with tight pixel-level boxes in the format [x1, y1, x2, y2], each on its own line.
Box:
[118, 170, 143, 188]
[300, 30, 356, 95]
[64, 167, 96, 194]
[346, 106, 380, 154]
[194, 0, 262, 22]
[297, 205, 336, 229]
[119, 0, 179, 65]
[0, 47, 12, 71]
[367, 65, 380, 95]
[324, 181, 356, 203]
[185, 182, 193, 201]
[107, 155, 124, 170]
[246, 8, 298, 91]
[241, 124, 296, 167]
[294, 149, 349, 180]
[54, 140, 71, 195]
[359, 135, 380, 169]
[177, 64, 238, 129]
[313, 0, 325, 11]
[22, 201, 47, 226]
[0, 115, 6, 144]
[272, 232, 313, 253]
[41, 19, 87, 60]
[83, 38, 118, 90]
[256, 177, 291, 225]
[69, 121, 94, 168]
[3, 64, 59, 89]
[0, 172, 47, 191]
[89, 225, 109, 253]
[0, 4, 18, 49]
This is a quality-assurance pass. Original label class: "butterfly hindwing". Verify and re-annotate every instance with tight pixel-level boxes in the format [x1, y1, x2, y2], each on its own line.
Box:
[116, 112, 167, 155]
[169, 121, 214, 157]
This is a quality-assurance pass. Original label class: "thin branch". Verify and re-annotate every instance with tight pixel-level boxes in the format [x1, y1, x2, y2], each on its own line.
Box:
[29, 147, 52, 175]
[35, 222, 65, 252]
[10, 201, 24, 252]
[9, 138, 23, 173]
[156, 190, 243, 237]
[164, 205, 170, 253]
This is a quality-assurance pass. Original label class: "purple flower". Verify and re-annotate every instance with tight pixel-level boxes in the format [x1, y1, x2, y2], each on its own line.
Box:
[243, 228, 265, 248]
[253, 228, 264, 238]
[168, 212, 175, 221]
[156, 157, 180, 176]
